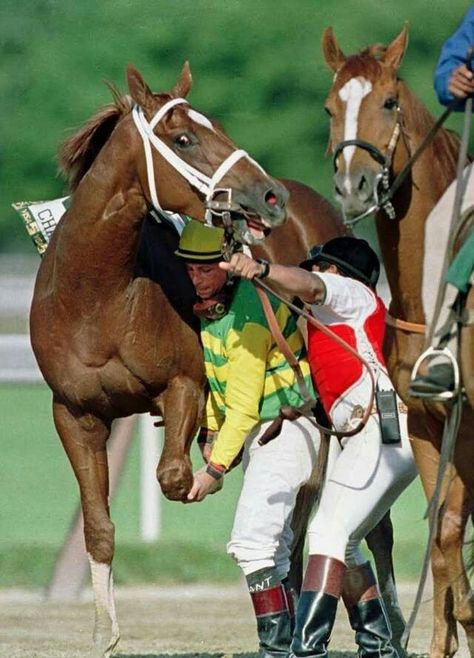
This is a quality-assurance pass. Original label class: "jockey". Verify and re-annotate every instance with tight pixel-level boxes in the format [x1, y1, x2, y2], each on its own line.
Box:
[175, 219, 319, 658]
[410, 4, 474, 400]
[221, 237, 417, 658]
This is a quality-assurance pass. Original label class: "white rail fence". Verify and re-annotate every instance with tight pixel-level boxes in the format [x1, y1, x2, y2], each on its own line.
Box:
[1, 330, 164, 599]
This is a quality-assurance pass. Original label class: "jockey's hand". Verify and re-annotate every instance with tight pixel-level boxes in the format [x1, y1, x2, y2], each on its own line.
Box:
[448, 64, 474, 100]
[219, 253, 264, 280]
[186, 467, 223, 503]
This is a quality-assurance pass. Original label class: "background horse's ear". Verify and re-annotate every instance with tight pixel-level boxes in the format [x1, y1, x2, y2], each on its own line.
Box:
[127, 65, 154, 110]
[170, 61, 193, 99]
[322, 27, 346, 73]
[381, 23, 409, 70]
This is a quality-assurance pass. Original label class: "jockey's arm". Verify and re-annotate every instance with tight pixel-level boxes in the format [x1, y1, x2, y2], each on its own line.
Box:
[219, 253, 326, 305]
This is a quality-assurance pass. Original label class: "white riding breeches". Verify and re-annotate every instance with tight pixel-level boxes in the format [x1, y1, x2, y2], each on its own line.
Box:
[227, 416, 320, 579]
[423, 163, 474, 349]
[307, 413, 417, 567]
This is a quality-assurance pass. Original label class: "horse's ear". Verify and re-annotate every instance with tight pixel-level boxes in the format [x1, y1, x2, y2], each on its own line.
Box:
[381, 23, 409, 70]
[170, 61, 193, 99]
[127, 65, 154, 109]
[322, 27, 347, 73]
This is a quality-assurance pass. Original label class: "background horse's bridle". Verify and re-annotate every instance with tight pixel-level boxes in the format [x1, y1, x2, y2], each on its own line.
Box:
[332, 107, 402, 226]
[132, 97, 266, 225]
[333, 98, 464, 228]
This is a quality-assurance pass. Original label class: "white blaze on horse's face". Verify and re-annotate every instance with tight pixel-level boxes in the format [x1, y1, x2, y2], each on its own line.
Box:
[338, 76, 372, 194]
[187, 108, 215, 132]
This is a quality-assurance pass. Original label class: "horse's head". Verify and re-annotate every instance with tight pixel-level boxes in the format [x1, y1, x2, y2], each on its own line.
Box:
[127, 63, 289, 245]
[322, 25, 409, 225]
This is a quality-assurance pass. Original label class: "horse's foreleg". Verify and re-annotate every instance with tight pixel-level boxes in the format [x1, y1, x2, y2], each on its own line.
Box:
[434, 476, 474, 658]
[429, 541, 458, 658]
[156, 375, 204, 501]
[365, 511, 407, 657]
[53, 399, 119, 658]
[410, 433, 463, 658]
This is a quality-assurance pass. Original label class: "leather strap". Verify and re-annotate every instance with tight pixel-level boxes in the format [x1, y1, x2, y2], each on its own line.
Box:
[254, 281, 376, 439]
[385, 312, 426, 334]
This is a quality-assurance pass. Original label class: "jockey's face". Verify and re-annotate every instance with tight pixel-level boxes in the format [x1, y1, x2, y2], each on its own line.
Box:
[312, 262, 340, 276]
[186, 262, 227, 300]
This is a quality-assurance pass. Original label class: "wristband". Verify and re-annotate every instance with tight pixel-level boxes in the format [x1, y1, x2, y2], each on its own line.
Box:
[206, 462, 226, 480]
[256, 258, 271, 279]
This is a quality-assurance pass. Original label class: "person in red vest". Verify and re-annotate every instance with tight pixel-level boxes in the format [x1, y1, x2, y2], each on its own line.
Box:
[220, 236, 417, 658]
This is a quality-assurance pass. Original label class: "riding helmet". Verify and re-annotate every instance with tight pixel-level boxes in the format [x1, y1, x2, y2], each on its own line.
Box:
[299, 236, 380, 289]
[175, 220, 225, 262]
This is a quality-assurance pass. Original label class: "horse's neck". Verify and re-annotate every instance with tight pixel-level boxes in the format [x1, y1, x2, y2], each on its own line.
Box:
[53, 122, 152, 295]
[378, 110, 459, 323]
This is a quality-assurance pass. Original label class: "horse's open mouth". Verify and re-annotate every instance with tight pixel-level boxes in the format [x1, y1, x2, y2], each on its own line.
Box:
[240, 212, 273, 241]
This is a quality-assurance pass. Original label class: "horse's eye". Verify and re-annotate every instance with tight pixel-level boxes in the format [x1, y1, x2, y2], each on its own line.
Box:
[174, 133, 192, 148]
[383, 97, 398, 110]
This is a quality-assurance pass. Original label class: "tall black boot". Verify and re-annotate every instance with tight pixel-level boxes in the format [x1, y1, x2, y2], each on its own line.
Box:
[291, 554, 346, 658]
[282, 577, 298, 634]
[342, 562, 399, 658]
[247, 567, 293, 658]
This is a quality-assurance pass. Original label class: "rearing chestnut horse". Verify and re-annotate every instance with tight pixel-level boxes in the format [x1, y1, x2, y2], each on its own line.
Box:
[29, 63, 288, 657]
[322, 25, 474, 658]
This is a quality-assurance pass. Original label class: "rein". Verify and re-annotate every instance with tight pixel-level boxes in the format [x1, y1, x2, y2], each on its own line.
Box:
[132, 98, 263, 224]
[253, 279, 377, 440]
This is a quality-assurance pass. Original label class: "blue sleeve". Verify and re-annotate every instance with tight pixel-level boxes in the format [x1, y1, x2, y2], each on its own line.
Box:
[434, 4, 474, 108]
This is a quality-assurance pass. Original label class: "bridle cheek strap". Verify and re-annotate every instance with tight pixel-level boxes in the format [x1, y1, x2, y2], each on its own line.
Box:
[132, 99, 256, 216]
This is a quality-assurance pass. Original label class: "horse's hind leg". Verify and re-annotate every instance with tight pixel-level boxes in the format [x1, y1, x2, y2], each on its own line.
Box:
[157, 375, 204, 501]
[365, 511, 407, 656]
[53, 399, 119, 658]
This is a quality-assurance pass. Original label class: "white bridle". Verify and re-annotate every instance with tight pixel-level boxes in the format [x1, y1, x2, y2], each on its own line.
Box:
[132, 98, 264, 223]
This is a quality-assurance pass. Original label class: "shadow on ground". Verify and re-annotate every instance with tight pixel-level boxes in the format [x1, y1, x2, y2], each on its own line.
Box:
[116, 653, 427, 658]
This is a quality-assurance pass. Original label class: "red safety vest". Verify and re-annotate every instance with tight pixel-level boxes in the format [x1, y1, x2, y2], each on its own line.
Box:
[307, 295, 387, 418]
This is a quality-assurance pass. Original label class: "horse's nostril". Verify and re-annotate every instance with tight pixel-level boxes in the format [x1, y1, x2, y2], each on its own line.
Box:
[334, 183, 343, 197]
[265, 190, 279, 206]
[358, 175, 366, 192]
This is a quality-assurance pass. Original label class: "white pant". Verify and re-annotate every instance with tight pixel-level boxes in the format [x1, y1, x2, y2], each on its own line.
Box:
[307, 413, 417, 567]
[423, 163, 474, 349]
[227, 416, 319, 578]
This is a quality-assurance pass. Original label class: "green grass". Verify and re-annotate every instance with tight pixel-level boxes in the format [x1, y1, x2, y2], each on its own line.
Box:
[0, 383, 429, 587]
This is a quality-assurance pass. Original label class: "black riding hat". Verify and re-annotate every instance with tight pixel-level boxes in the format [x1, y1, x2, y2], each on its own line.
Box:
[300, 236, 380, 289]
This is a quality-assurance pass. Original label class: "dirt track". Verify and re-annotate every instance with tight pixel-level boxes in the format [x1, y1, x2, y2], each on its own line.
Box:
[0, 582, 470, 658]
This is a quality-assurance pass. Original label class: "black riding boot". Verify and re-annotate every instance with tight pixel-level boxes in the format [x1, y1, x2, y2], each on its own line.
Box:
[291, 554, 347, 658]
[247, 567, 293, 658]
[342, 562, 399, 658]
[282, 577, 298, 634]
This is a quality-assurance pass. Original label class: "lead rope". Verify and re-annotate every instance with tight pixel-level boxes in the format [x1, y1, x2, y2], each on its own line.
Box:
[253, 280, 376, 440]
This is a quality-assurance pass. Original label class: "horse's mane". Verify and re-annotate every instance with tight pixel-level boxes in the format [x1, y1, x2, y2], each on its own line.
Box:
[58, 85, 133, 191]
[398, 79, 461, 170]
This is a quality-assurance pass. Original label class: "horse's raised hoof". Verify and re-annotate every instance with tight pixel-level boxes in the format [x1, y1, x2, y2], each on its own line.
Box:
[157, 458, 193, 501]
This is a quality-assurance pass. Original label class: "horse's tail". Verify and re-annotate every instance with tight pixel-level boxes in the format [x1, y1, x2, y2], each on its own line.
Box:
[289, 430, 330, 592]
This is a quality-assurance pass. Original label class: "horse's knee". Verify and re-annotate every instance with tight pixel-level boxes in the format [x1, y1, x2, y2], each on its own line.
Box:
[437, 509, 464, 554]
[157, 456, 193, 501]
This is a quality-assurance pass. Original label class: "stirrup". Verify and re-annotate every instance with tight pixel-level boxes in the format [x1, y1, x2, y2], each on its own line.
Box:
[410, 346, 460, 401]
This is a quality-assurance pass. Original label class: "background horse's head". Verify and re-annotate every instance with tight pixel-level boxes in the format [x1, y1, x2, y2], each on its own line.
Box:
[322, 26, 410, 222]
